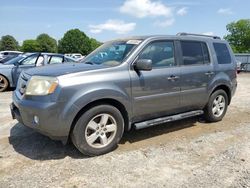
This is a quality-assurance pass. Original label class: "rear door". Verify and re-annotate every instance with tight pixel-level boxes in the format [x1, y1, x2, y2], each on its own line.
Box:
[130, 40, 181, 122]
[178, 40, 214, 111]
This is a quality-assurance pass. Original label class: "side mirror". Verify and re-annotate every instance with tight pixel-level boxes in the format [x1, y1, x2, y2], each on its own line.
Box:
[134, 59, 152, 71]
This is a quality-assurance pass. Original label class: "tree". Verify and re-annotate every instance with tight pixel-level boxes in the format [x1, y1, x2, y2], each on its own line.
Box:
[0, 35, 19, 51]
[22, 40, 41, 52]
[224, 19, 250, 53]
[58, 29, 92, 55]
[36, 33, 57, 53]
[89, 38, 102, 52]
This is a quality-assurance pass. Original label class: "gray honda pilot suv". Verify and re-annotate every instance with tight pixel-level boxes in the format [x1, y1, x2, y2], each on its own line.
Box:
[11, 33, 237, 156]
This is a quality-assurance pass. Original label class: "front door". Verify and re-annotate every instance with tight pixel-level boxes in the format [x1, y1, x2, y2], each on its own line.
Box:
[130, 40, 181, 122]
[12, 54, 40, 85]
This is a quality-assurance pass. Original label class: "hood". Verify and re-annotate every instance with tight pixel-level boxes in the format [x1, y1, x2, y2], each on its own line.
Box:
[0, 63, 14, 69]
[24, 63, 106, 77]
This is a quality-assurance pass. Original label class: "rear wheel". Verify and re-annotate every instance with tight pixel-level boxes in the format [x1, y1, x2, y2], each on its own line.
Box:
[71, 105, 124, 156]
[204, 89, 228, 122]
[0, 75, 8, 92]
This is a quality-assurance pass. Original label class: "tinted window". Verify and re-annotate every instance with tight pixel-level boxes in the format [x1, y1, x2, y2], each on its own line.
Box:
[181, 41, 209, 65]
[138, 41, 175, 67]
[213, 43, 231, 64]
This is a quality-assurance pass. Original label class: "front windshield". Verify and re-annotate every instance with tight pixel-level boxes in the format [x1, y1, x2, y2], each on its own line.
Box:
[81, 40, 142, 66]
[4, 55, 25, 65]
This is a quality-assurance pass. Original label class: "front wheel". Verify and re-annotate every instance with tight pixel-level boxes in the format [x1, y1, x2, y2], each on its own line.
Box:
[71, 105, 124, 156]
[0, 75, 9, 92]
[204, 89, 228, 122]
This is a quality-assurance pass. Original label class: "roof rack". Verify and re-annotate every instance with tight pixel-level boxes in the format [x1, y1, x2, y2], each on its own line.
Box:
[176, 32, 221, 39]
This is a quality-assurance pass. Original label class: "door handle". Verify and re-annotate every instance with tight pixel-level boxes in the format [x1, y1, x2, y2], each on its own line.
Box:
[167, 75, 180, 81]
[205, 71, 215, 76]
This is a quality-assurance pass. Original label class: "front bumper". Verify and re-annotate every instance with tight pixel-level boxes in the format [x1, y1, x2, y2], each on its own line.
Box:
[11, 92, 77, 143]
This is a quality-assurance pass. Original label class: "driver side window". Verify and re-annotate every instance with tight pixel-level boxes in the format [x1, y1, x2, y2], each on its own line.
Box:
[138, 41, 176, 68]
[21, 55, 38, 65]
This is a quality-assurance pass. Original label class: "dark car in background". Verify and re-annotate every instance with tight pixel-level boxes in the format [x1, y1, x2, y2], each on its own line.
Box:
[0, 52, 77, 92]
[0, 51, 23, 64]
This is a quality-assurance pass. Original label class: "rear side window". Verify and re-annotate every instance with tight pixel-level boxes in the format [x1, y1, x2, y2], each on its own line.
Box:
[181, 41, 210, 65]
[213, 43, 231, 64]
[49, 56, 63, 64]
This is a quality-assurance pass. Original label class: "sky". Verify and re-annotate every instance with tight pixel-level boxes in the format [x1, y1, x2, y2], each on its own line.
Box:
[0, 0, 249, 44]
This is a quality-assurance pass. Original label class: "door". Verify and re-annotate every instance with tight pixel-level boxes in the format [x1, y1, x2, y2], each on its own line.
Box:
[12, 54, 40, 85]
[130, 40, 181, 122]
[178, 40, 214, 110]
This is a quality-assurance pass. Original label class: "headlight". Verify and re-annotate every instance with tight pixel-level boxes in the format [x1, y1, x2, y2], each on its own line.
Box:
[25, 76, 58, 96]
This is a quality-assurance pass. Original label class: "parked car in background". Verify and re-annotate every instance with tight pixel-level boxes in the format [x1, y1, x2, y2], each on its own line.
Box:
[65, 53, 84, 61]
[236, 60, 242, 73]
[11, 33, 237, 156]
[235, 53, 250, 72]
[0, 53, 77, 92]
[0, 51, 23, 64]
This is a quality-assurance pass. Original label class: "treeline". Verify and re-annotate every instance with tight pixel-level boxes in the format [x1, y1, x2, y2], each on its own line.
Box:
[0, 29, 101, 55]
[1, 19, 250, 54]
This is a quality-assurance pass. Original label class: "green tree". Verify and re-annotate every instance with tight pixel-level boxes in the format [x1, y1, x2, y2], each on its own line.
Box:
[58, 29, 92, 55]
[0, 35, 19, 51]
[89, 38, 102, 52]
[22, 40, 41, 52]
[224, 19, 250, 53]
[36, 33, 57, 53]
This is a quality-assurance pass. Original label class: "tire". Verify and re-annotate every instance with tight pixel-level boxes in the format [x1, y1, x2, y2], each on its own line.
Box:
[204, 89, 228, 122]
[0, 75, 9, 92]
[71, 104, 124, 156]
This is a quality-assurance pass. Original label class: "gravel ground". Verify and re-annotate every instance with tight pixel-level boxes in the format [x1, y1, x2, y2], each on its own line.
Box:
[0, 73, 250, 188]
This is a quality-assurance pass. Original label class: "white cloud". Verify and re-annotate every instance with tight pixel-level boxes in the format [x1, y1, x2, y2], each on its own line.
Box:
[89, 19, 136, 34]
[202, 32, 214, 35]
[217, 8, 233, 15]
[155, 18, 175, 27]
[120, 0, 173, 18]
[177, 7, 188, 16]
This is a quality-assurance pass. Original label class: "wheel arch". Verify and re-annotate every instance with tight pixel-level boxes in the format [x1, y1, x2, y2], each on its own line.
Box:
[69, 98, 130, 141]
[210, 85, 231, 105]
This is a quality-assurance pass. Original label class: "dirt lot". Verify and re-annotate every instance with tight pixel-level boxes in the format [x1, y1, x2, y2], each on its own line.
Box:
[0, 74, 250, 188]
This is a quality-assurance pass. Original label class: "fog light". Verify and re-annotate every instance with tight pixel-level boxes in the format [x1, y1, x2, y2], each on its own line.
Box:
[33, 116, 39, 125]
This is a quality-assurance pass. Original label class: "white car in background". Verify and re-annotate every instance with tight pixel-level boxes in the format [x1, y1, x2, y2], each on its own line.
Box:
[0, 51, 23, 63]
[65, 53, 85, 61]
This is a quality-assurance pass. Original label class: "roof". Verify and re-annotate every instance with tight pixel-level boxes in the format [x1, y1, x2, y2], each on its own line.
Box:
[0, 51, 23, 54]
[110, 33, 223, 43]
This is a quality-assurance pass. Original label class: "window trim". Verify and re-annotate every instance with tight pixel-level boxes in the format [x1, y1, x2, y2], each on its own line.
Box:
[132, 40, 177, 70]
[179, 40, 211, 67]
